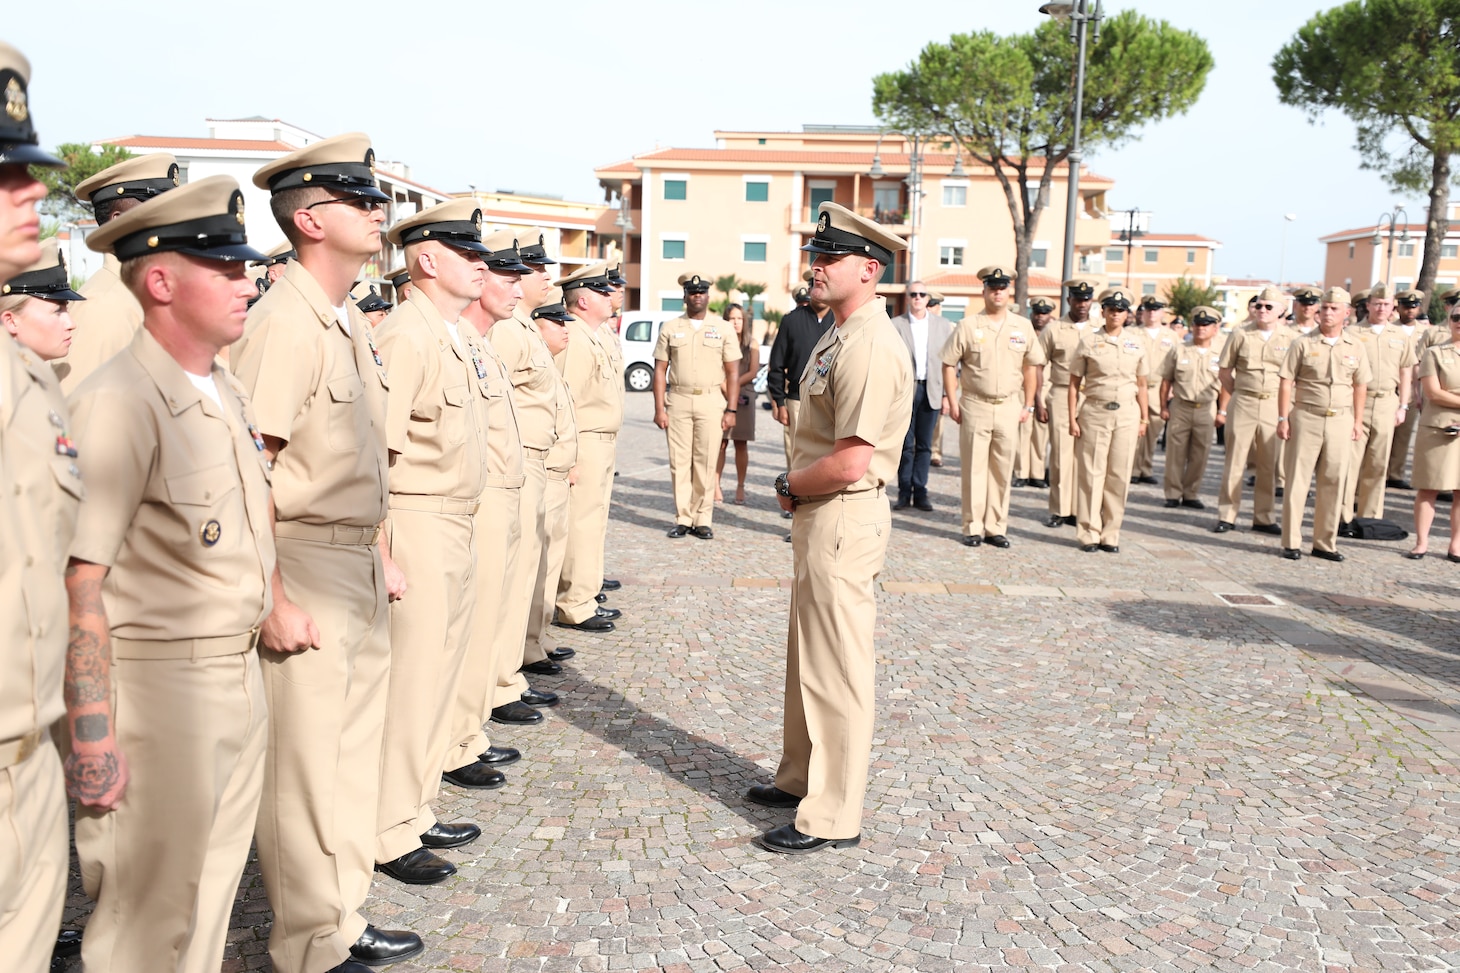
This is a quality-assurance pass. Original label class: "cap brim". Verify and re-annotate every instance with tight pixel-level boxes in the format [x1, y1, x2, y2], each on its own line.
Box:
[583, 283, 615, 295]
[176, 243, 271, 263]
[800, 240, 850, 256]
[1, 143, 66, 168]
[537, 312, 574, 323]
[335, 184, 392, 202]
[447, 240, 491, 254]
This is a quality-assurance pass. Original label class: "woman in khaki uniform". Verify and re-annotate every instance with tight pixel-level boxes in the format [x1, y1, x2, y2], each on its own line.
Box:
[1068, 288, 1148, 552]
[1407, 307, 1460, 559]
[1159, 305, 1222, 509]
[0, 240, 82, 364]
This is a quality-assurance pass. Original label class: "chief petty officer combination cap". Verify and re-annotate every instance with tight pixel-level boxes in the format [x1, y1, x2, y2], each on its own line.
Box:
[1138, 295, 1167, 310]
[1191, 306, 1222, 325]
[1029, 297, 1056, 314]
[0, 42, 63, 168]
[607, 263, 627, 287]
[1291, 286, 1322, 305]
[86, 174, 268, 263]
[1441, 286, 1460, 304]
[252, 132, 390, 201]
[74, 153, 179, 205]
[479, 228, 533, 273]
[531, 286, 575, 323]
[1062, 277, 1099, 300]
[977, 265, 1015, 288]
[516, 228, 557, 266]
[387, 198, 490, 254]
[557, 261, 615, 295]
[386, 265, 410, 290]
[678, 273, 710, 294]
[1099, 287, 1134, 311]
[800, 201, 907, 268]
[3, 239, 85, 301]
[251, 240, 295, 267]
[1396, 288, 1426, 307]
[353, 282, 391, 314]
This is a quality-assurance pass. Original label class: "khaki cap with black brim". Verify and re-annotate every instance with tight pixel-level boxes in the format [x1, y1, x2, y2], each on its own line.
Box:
[3, 239, 85, 301]
[557, 261, 615, 294]
[0, 42, 62, 168]
[86, 175, 267, 263]
[800, 201, 907, 266]
[387, 198, 490, 254]
[480, 228, 533, 273]
[75, 153, 179, 204]
[253, 132, 390, 201]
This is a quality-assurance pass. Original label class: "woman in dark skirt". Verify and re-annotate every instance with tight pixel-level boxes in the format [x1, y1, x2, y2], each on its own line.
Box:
[1407, 306, 1460, 560]
[716, 303, 759, 504]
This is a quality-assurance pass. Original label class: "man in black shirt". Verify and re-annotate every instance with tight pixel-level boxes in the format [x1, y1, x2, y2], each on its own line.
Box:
[766, 285, 835, 476]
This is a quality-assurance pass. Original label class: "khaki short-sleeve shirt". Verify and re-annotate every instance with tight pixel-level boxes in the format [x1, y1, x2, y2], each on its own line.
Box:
[59, 254, 144, 395]
[490, 307, 560, 451]
[1137, 326, 1178, 385]
[1162, 344, 1222, 404]
[545, 365, 579, 474]
[1, 333, 82, 739]
[1419, 344, 1460, 429]
[1280, 333, 1372, 412]
[1218, 323, 1297, 395]
[653, 316, 743, 390]
[1039, 317, 1093, 387]
[231, 260, 389, 528]
[791, 297, 913, 492]
[374, 294, 490, 500]
[1346, 323, 1419, 394]
[69, 329, 274, 641]
[558, 316, 623, 435]
[467, 327, 525, 487]
[1070, 328, 1149, 401]
[940, 311, 1046, 401]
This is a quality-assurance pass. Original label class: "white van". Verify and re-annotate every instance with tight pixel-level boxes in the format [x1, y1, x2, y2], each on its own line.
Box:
[617, 310, 772, 394]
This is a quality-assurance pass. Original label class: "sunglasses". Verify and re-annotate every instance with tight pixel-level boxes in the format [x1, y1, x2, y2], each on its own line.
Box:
[1451, 313, 1460, 322]
[1253, 303, 1275, 311]
[305, 196, 388, 214]
[907, 291, 929, 298]
[1446, 297, 1459, 306]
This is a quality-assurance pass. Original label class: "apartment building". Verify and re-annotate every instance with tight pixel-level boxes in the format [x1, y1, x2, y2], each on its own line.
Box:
[1102, 231, 1220, 299]
[594, 125, 1116, 320]
[1321, 203, 1460, 297]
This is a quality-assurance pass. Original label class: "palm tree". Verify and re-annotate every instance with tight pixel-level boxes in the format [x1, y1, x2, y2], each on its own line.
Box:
[739, 281, 767, 319]
[714, 274, 740, 305]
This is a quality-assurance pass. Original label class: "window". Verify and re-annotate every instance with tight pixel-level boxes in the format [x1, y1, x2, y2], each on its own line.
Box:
[661, 297, 683, 312]
[1397, 280, 1413, 293]
[1348, 242, 1356, 258]
[942, 185, 967, 207]
[1186, 249, 1197, 263]
[1079, 253, 1103, 274]
[1030, 247, 1048, 269]
[808, 184, 835, 212]
[1106, 248, 1123, 263]
[751, 299, 766, 319]
[744, 181, 769, 202]
[1442, 244, 1458, 259]
[1144, 249, 1159, 263]
[624, 319, 654, 343]
[880, 261, 897, 285]
[1398, 242, 1415, 257]
[663, 179, 686, 201]
[1142, 283, 1157, 296]
[940, 246, 964, 267]
[872, 185, 901, 222]
[743, 242, 767, 262]
[662, 239, 685, 260]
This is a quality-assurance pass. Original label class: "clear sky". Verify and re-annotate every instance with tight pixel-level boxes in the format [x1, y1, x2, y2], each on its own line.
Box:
[8, 1, 1427, 285]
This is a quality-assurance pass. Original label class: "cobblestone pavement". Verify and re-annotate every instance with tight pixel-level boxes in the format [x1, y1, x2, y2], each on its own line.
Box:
[63, 395, 1460, 972]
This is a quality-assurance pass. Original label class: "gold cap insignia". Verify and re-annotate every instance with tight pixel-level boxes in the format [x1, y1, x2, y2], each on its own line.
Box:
[4, 77, 27, 123]
[817, 212, 829, 233]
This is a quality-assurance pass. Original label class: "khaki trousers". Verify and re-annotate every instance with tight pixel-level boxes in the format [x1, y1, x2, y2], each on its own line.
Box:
[79, 651, 267, 973]
[1163, 399, 1216, 501]
[557, 435, 616, 624]
[1047, 386, 1077, 517]
[957, 396, 1021, 537]
[1014, 385, 1049, 481]
[1133, 382, 1165, 478]
[775, 491, 891, 840]
[1388, 398, 1420, 480]
[509, 457, 550, 676]
[376, 504, 477, 862]
[257, 537, 390, 973]
[1283, 408, 1354, 553]
[0, 741, 65, 973]
[1345, 393, 1400, 520]
[781, 398, 801, 469]
[666, 388, 726, 527]
[1075, 401, 1139, 546]
[441, 487, 519, 779]
[527, 470, 572, 662]
[1218, 392, 1280, 526]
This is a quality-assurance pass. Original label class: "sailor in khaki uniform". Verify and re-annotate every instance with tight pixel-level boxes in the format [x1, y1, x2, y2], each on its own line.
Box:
[1277, 287, 1370, 560]
[553, 263, 623, 632]
[941, 265, 1044, 547]
[1407, 306, 1460, 558]
[1387, 288, 1430, 488]
[57, 154, 178, 393]
[1068, 288, 1149, 552]
[352, 281, 391, 327]
[1290, 286, 1321, 335]
[1131, 295, 1176, 484]
[231, 134, 419, 972]
[1159, 305, 1222, 509]
[653, 272, 741, 538]
[386, 264, 413, 304]
[1013, 296, 1055, 488]
[65, 176, 274, 973]
[1214, 285, 1296, 534]
[1341, 283, 1416, 528]
[1041, 278, 1098, 527]
[0, 240, 82, 364]
[0, 52, 84, 970]
[747, 202, 912, 854]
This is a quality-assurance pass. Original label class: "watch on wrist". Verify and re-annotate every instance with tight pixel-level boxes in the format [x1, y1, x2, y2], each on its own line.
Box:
[1277, 416, 1289, 423]
[775, 471, 796, 500]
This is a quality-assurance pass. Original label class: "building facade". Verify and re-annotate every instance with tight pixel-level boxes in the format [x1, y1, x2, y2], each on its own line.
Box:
[1320, 203, 1460, 299]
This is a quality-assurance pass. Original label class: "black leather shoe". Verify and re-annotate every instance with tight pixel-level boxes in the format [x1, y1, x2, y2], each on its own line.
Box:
[914, 499, 934, 511]
[595, 605, 622, 621]
[1337, 521, 1357, 538]
[690, 525, 714, 539]
[441, 762, 505, 790]
[554, 615, 614, 632]
[521, 659, 562, 675]
[1181, 499, 1206, 509]
[547, 647, 576, 661]
[1246, 474, 1256, 487]
[893, 498, 911, 510]
[984, 534, 1011, 549]
[745, 784, 802, 808]
[375, 847, 455, 885]
[756, 824, 861, 855]
[420, 821, 481, 849]
[1251, 523, 1281, 535]
[490, 701, 544, 725]
[1388, 477, 1413, 490]
[326, 960, 380, 973]
[350, 925, 425, 966]
[1275, 486, 1285, 498]
[1139, 475, 1160, 485]
[1044, 514, 1064, 528]
[479, 745, 521, 766]
[781, 509, 794, 519]
[1280, 548, 1302, 560]
[1403, 551, 1426, 560]
[1098, 544, 1119, 553]
[1081, 544, 1100, 552]
[594, 592, 608, 603]
[1012, 477, 1028, 488]
[1063, 515, 1077, 526]
[1311, 548, 1346, 562]
[963, 535, 982, 547]
[1436, 491, 1452, 501]
[54, 930, 82, 958]
[666, 524, 689, 538]
[521, 687, 559, 707]
[600, 579, 621, 592]
[1164, 499, 1180, 508]
[1213, 521, 1234, 533]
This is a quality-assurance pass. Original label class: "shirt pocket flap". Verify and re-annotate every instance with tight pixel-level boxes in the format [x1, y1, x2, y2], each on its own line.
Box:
[50, 459, 85, 502]
[166, 464, 236, 506]
[327, 375, 362, 403]
[443, 384, 471, 407]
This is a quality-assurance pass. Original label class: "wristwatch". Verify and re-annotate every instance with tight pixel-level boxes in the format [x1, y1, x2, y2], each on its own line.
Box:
[775, 471, 796, 500]
[1277, 416, 1289, 423]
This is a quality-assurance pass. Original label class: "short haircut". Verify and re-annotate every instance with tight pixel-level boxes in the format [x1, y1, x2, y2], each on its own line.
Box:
[269, 186, 331, 245]
[119, 252, 168, 298]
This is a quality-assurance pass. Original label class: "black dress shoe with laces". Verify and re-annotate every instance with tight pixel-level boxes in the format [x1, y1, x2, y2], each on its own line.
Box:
[547, 647, 576, 660]
[350, 925, 425, 966]
[600, 579, 621, 592]
[1251, 523, 1281, 535]
[375, 847, 455, 885]
[490, 701, 544, 725]
[420, 821, 481, 849]
[745, 784, 802, 808]
[521, 687, 559, 707]
[479, 745, 521, 766]
[984, 534, 1011, 549]
[521, 659, 562, 675]
[595, 605, 622, 621]
[1181, 498, 1205, 509]
[690, 525, 714, 539]
[756, 824, 861, 855]
[554, 615, 614, 632]
[441, 762, 505, 790]
[666, 524, 689, 538]
[1311, 548, 1346, 562]
[1213, 521, 1234, 533]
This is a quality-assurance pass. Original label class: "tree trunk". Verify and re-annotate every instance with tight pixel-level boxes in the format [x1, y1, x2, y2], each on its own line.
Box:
[1417, 144, 1452, 301]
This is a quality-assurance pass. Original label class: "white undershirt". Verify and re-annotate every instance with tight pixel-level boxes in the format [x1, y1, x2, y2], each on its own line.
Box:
[690, 317, 704, 332]
[909, 312, 929, 380]
[332, 302, 352, 337]
[445, 320, 465, 355]
[1401, 323, 1416, 335]
[1256, 330, 1273, 342]
[1323, 336, 1339, 346]
[186, 370, 222, 407]
[1370, 324, 1384, 335]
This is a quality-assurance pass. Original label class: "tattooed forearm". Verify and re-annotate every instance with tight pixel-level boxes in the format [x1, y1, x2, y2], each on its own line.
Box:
[65, 623, 108, 705]
[64, 558, 115, 733]
[66, 751, 120, 804]
[73, 713, 108, 743]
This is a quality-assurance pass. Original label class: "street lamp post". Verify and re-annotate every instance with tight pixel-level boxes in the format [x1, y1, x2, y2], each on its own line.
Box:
[1041, 0, 1103, 284]
[1279, 213, 1297, 286]
[869, 130, 965, 289]
[1118, 207, 1143, 287]
[1371, 206, 1410, 289]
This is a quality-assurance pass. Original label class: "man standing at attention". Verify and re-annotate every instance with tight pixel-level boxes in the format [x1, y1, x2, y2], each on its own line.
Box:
[747, 202, 911, 855]
[891, 280, 950, 512]
[1340, 283, 1415, 533]
[1041, 278, 1097, 527]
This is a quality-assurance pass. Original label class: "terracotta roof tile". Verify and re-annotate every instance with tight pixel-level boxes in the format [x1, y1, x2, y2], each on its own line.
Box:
[99, 135, 297, 152]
